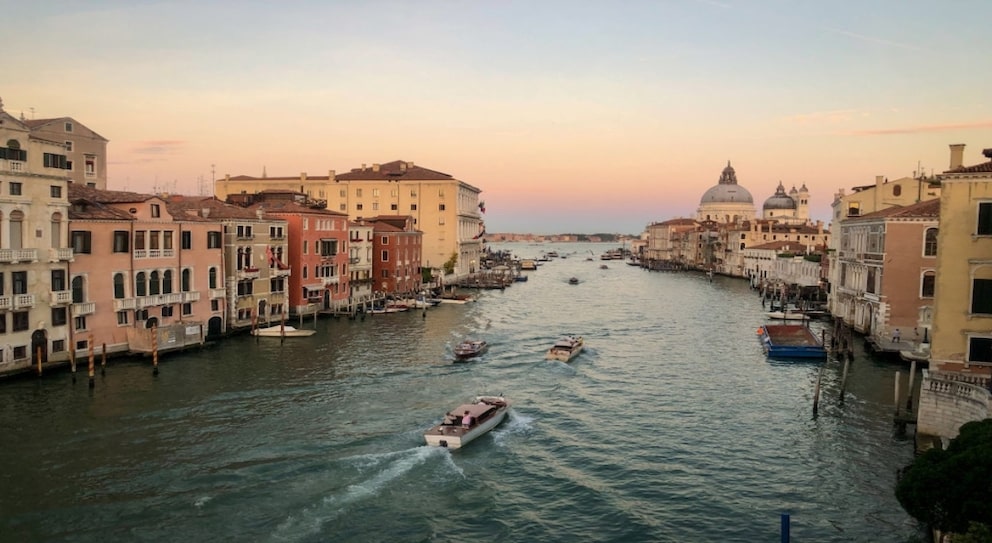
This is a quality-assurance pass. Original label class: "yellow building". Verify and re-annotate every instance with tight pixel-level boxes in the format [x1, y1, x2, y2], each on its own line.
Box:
[930, 145, 992, 373]
[215, 160, 484, 280]
[917, 144, 992, 443]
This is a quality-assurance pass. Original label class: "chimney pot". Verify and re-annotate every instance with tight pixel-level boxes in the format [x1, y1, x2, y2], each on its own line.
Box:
[949, 143, 966, 169]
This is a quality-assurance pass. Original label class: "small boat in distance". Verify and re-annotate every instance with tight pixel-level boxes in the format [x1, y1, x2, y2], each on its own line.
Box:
[765, 311, 810, 321]
[424, 396, 510, 449]
[251, 324, 316, 337]
[454, 339, 488, 361]
[568, 277, 579, 285]
[757, 324, 826, 359]
[546, 335, 584, 362]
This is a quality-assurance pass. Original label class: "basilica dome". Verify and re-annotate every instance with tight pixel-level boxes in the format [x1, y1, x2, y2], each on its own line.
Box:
[763, 181, 797, 210]
[699, 162, 754, 205]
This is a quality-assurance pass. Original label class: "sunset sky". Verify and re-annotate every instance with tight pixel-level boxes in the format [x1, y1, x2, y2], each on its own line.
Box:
[7, 1, 992, 234]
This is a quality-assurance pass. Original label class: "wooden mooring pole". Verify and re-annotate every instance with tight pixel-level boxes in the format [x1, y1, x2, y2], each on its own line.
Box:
[69, 345, 76, 382]
[839, 357, 851, 403]
[87, 335, 95, 389]
[152, 324, 159, 376]
[101, 343, 107, 376]
[813, 365, 825, 416]
[905, 360, 918, 411]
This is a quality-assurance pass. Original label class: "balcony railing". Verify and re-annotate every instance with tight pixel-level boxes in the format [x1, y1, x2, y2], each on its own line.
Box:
[114, 298, 137, 311]
[0, 248, 38, 263]
[134, 250, 147, 258]
[0, 296, 10, 310]
[181, 291, 201, 303]
[136, 292, 182, 308]
[209, 288, 226, 299]
[863, 252, 884, 262]
[271, 266, 291, 278]
[13, 294, 35, 309]
[72, 301, 96, 316]
[49, 247, 74, 262]
[50, 290, 72, 305]
[237, 268, 260, 280]
[322, 276, 339, 287]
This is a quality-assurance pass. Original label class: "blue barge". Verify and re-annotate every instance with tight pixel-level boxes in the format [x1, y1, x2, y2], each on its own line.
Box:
[758, 324, 827, 359]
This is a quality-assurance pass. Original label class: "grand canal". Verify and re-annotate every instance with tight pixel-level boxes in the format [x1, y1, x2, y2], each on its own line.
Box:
[1, 242, 923, 542]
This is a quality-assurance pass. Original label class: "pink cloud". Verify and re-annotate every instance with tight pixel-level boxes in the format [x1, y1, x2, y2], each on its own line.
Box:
[849, 120, 992, 136]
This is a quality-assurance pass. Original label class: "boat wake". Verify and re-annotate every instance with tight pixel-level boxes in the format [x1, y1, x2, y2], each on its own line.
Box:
[269, 446, 454, 542]
[491, 410, 534, 446]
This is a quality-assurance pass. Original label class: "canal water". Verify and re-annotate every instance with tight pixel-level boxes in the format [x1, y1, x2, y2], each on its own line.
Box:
[1, 242, 922, 542]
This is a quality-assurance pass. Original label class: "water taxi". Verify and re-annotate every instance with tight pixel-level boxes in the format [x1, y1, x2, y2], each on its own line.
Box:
[545, 335, 584, 362]
[250, 325, 316, 337]
[424, 396, 510, 449]
[454, 339, 489, 361]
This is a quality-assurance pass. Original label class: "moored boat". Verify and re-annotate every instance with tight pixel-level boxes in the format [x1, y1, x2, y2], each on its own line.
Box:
[765, 311, 810, 321]
[454, 339, 488, 361]
[250, 324, 316, 337]
[757, 324, 826, 359]
[424, 396, 510, 449]
[545, 335, 584, 362]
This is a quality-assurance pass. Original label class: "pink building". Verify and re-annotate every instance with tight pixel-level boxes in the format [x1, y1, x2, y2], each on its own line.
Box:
[67, 184, 224, 354]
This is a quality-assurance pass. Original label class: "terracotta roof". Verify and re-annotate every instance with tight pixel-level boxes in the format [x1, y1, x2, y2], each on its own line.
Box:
[748, 240, 811, 251]
[335, 160, 453, 181]
[945, 160, 992, 174]
[68, 199, 135, 221]
[250, 200, 348, 216]
[226, 174, 332, 182]
[653, 218, 697, 226]
[164, 195, 263, 220]
[850, 198, 940, 221]
[68, 182, 155, 204]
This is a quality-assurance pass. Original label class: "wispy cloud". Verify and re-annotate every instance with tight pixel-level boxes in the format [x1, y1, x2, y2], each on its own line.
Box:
[781, 109, 865, 125]
[850, 120, 992, 136]
[826, 28, 922, 51]
[130, 140, 186, 155]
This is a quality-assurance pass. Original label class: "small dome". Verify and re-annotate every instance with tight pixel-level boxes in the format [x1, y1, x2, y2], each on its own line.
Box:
[764, 182, 797, 210]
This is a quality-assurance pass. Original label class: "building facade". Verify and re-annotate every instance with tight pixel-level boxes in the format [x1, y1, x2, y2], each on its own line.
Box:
[0, 103, 73, 375]
[917, 144, 992, 442]
[368, 216, 424, 297]
[214, 160, 484, 280]
[23, 116, 109, 190]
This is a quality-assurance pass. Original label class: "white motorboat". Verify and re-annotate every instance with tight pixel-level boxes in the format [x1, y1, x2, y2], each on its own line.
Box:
[454, 339, 489, 361]
[424, 396, 510, 449]
[545, 335, 584, 362]
[250, 325, 316, 337]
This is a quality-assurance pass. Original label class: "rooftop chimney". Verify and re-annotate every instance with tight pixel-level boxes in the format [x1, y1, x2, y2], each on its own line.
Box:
[372, 163, 380, 172]
[300, 172, 307, 181]
[875, 175, 884, 186]
[949, 143, 966, 170]
[201, 208, 210, 218]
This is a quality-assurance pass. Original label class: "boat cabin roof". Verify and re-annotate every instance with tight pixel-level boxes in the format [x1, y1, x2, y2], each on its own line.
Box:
[451, 402, 497, 418]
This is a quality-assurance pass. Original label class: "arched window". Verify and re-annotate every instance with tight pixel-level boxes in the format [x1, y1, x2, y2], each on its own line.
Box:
[71, 275, 85, 303]
[181, 269, 191, 292]
[113, 272, 125, 299]
[136, 272, 147, 296]
[924, 228, 938, 257]
[209, 267, 218, 289]
[149, 271, 161, 295]
[921, 271, 936, 298]
[51, 212, 63, 249]
[237, 247, 245, 270]
[9, 210, 24, 250]
[162, 270, 173, 294]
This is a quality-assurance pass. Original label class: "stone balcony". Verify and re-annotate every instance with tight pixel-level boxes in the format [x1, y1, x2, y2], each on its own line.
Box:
[0, 248, 38, 263]
[136, 292, 183, 308]
[271, 266, 291, 278]
[14, 294, 35, 309]
[209, 288, 226, 299]
[114, 297, 137, 311]
[322, 276, 339, 287]
[237, 268, 260, 280]
[50, 290, 72, 305]
[49, 247, 74, 262]
[181, 291, 201, 303]
[72, 301, 96, 316]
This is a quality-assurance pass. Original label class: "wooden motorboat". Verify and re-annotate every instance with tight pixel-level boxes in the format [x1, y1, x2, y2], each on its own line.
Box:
[424, 396, 510, 449]
[250, 324, 316, 337]
[454, 339, 488, 361]
[545, 335, 584, 362]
